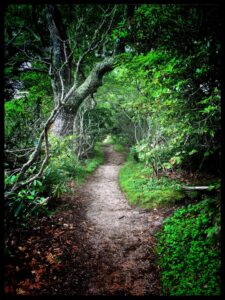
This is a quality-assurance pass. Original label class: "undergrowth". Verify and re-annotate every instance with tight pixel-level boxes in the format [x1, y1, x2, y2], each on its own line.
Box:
[155, 196, 221, 296]
[80, 142, 104, 179]
[119, 155, 184, 209]
[4, 137, 104, 224]
[119, 151, 221, 296]
[42, 140, 104, 196]
[102, 134, 115, 145]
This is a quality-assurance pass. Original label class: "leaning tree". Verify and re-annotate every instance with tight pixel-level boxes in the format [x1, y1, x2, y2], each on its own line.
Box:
[5, 4, 134, 188]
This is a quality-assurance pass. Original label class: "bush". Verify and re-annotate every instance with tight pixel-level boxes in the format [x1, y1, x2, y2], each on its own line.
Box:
[155, 197, 221, 296]
[83, 142, 104, 174]
[43, 137, 104, 192]
[4, 137, 104, 223]
[5, 172, 49, 222]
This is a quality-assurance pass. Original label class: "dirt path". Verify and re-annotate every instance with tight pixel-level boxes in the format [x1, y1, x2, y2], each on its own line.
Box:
[5, 145, 175, 296]
[73, 145, 174, 295]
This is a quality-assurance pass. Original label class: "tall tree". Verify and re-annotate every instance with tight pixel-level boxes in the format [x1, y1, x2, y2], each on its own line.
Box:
[4, 4, 128, 186]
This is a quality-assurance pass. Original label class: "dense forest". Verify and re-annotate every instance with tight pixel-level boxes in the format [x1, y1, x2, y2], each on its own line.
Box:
[4, 4, 221, 296]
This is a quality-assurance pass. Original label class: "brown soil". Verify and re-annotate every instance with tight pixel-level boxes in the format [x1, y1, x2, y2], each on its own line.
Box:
[4, 145, 175, 296]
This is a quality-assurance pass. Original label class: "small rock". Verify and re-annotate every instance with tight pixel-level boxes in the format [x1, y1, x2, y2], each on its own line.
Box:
[18, 246, 26, 251]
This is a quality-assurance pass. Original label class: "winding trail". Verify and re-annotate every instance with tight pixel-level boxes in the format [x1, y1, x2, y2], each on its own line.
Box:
[74, 145, 174, 295]
[6, 144, 177, 296]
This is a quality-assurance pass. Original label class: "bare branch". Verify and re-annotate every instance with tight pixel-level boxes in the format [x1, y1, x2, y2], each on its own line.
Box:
[18, 47, 51, 67]
[20, 128, 50, 187]
[59, 71, 65, 103]
[6, 27, 24, 46]
[11, 56, 114, 191]
[74, 6, 116, 82]
[5, 147, 35, 153]
[11, 100, 63, 191]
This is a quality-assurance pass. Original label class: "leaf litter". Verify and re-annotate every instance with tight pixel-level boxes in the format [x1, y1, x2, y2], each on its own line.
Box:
[4, 145, 176, 295]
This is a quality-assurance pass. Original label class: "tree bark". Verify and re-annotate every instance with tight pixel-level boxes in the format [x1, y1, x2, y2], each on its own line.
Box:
[46, 4, 115, 136]
[50, 56, 114, 136]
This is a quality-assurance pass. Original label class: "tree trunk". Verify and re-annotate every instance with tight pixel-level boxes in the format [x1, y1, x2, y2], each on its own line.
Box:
[50, 56, 114, 136]
[46, 4, 114, 137]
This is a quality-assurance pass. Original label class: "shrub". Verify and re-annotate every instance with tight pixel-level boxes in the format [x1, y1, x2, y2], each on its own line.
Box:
[4, 137, 104, 223]
[155, 197, 221, 296]
[5, 172, 49, 223]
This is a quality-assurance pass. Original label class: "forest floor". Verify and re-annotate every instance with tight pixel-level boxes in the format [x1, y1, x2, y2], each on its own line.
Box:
[5, 145, 177, 296]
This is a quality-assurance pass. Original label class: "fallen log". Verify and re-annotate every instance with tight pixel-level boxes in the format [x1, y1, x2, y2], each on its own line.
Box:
[181, 186, 209, 191]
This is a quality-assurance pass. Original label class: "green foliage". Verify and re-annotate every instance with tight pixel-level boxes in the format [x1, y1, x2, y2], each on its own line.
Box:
[102, 135, 128, 153]
[42, 135, 77, 196]
[111, 19, 128, 41]
[83, 143, 104, 174]
[43, 136, 104, 195]
[102, 134, 116, 145]
[4, 5, 221, 294]
[119, 155, 184, 209]
[155, 197, 221, 296]
[74, 104, 114, 159]
[113, 143, 125, 152]
[5, 172, 49, 222]
[5, 72, 52, 168]
[107, 45, 221, 175]
[97, 4, 221, 176]
[103, 134, 128, 152]
[5, 136, 104, 223]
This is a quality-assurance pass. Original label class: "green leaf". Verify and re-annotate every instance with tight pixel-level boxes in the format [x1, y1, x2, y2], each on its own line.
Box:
[188, 149, 198, 155]
[163, 162, 173, 169]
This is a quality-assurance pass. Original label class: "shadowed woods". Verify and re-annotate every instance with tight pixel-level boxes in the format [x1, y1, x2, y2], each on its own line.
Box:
[4, 3, 221, 296]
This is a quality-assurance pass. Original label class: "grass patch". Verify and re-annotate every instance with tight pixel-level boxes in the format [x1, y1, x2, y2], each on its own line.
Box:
[119, 159, 184, 209]
[113, 143, 125, 152]
[155, 196, 221, 296]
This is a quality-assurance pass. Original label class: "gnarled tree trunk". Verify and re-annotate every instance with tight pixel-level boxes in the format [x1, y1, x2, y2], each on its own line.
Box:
[46, 4, 114, 136]
[50, 56, 114, 136]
